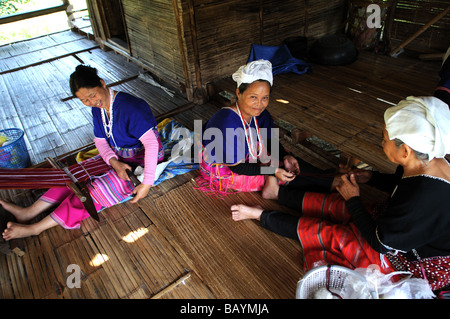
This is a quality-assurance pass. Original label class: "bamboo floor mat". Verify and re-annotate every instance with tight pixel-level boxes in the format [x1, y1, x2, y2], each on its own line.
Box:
[0, 174, 216, 299]
[146, 179, 303, 299]
[270, 51, 440, 173]
[0, 171, 302, 299]
[0, 133, 387, 299]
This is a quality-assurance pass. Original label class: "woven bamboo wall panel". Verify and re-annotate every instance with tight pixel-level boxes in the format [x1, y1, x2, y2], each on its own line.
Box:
[307, 0, 347, 39]
[390, 0, 450, 51]
[193, 0, 262, 82]
[122, 0, 186, 88]
[191, 0, 346, 88]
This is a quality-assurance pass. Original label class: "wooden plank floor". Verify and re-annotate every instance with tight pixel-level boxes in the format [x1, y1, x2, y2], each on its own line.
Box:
[0, 29, 442, 300]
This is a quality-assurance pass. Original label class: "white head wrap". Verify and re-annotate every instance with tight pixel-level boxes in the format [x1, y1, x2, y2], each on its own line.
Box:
[232, 59, 273, 87]
[384, 96, 450, 160]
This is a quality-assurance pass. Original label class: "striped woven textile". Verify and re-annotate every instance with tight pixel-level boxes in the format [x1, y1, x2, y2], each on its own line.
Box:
[298, 192, 395, 274]
[0, 156, 111, 189]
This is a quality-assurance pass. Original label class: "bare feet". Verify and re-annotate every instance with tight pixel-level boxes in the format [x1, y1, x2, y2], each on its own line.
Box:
[0, 199, 50, 223]
[2, 222, 38, 240]
[231, 204, 263, 221]
[2, 215, 58, 240]
[262, 176, 279, 200]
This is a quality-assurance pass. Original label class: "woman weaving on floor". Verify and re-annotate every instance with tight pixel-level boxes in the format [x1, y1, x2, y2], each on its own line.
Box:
[196, 59, 331, 194]
[1, 65, 163, 240]
[231, 96, 450, 291]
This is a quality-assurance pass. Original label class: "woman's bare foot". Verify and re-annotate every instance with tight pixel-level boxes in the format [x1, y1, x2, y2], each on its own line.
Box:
[262, 176, 279, 200]
[0, 199, 50, 223]
[2, 222, 38, 240]
[2, 215, 58, 240]
[231, 204, 264, 221]
[0, 199, 26, 221]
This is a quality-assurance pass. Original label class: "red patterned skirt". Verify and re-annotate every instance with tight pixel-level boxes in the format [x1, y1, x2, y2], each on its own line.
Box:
[298, 192, 450, 291]
[298, 192, 394, 273]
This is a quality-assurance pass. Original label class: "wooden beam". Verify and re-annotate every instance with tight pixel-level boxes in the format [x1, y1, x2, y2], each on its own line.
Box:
[0, 46, 100, 75]
[0, 4, 69, 25]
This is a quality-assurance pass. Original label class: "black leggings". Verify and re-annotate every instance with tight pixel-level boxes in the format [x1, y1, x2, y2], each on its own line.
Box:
[259, 158, 334, 240]
[260, 210, 300, 240]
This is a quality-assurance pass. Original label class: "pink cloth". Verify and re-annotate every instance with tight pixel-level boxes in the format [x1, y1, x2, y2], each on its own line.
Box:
[195, 159, 266, 195]
[41, 187, 102, 229]
[41, 166, 135, 229]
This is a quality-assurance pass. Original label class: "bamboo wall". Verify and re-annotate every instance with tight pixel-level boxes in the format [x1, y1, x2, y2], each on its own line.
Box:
[389, 0, 450, 52]
[121, 0, 187, 90]
[181, 0, 346, 100]
[87, 0, 348, 101]
[86, 0, 449, 101]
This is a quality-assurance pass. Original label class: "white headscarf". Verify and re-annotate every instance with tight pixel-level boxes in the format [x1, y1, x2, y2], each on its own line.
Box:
[384, 96, 450, 160]
[232, 59, 273, 87]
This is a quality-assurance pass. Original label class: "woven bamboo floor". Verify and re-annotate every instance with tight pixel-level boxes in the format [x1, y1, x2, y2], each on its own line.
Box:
[0, 29, 443, 299]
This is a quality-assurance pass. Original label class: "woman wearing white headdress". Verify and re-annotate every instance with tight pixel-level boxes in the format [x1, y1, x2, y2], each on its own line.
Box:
[196, 59, 333, 195]
[231, 96, 450, 292]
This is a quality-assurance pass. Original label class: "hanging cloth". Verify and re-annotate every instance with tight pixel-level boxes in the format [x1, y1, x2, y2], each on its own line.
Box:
[247, 43, 311, 76]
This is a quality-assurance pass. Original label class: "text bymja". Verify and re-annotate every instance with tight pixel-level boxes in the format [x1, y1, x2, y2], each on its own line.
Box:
[180, 303, 269, 316]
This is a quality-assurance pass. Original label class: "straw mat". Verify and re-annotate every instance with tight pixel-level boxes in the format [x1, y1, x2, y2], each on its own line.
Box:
[147, 179, 303, 299]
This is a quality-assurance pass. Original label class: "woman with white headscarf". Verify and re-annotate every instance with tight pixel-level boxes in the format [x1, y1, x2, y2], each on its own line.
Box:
[196, 60, 333, 195]
[231, 96, 450, 292]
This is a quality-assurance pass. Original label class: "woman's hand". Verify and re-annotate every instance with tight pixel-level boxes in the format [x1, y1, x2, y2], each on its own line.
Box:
[283, 155, 300, 175]
[274, 167, 296, 183]
[350, 169, 372, 184]
[336, 174, 360, 201]
[130, 183, 151, 204]
[109, 158, 132, 181]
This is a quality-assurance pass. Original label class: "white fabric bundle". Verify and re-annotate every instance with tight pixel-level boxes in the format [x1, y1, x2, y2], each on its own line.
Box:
[384, 96, 450, 160]
[232, 59, 273, 87]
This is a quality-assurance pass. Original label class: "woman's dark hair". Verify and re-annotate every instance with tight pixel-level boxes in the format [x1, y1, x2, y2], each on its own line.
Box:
[69, 65, 102, 95]
[237, 79, 272, 94]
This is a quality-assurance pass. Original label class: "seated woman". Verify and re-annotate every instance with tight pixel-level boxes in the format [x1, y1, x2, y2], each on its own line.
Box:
[196, 59, 317, 194]
[231, 96, 450, 291]
[1, 65, 164, 239]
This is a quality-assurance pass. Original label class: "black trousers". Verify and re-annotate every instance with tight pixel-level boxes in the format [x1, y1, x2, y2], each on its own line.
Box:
[260, 157, 334, 240]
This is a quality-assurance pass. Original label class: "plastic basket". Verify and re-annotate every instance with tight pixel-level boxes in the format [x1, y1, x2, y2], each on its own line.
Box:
[296, 265, 378, 299]
[0, 128, 31, 169]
